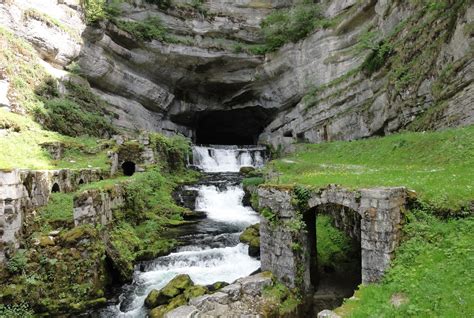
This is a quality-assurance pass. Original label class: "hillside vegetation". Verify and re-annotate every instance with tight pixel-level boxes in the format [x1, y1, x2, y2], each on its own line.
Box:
[268, 126, 474, 214]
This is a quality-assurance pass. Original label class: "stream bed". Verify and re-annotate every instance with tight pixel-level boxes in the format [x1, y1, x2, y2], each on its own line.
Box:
[98, 145, 266, 317]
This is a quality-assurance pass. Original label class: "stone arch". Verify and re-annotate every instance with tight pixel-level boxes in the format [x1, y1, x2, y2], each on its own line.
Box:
[121, 161, 136, 176]
[51, 183, 60, 193]
[258, 186, 407, 295]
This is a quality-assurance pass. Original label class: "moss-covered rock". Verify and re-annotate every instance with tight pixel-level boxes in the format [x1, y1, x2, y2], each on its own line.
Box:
[183, 285, 208, 300]
[145, 274, 194, 308]
[240, 223, 260, 257]
[239, 166, 255, 176]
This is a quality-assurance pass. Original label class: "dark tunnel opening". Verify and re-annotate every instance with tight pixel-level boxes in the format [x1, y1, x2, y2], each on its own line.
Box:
[122, 161, 136, 176]
[194, 107, 274, 145]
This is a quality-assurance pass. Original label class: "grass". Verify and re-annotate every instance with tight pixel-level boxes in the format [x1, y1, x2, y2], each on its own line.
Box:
[267, 125, 474, 212]
[335, 209, 474, 317]
[38, 192, 74, 222]
[115, 16, 171, 42]
[0, 27, 114, 170]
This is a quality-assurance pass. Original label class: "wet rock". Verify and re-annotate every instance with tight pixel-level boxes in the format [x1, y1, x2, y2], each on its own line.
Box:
[239, 166, 255, 176]
[239, 223, 260, 257]
[207, 281, 229, 292]
[145, 274, 194, 308]
[183, 285, 208, 300]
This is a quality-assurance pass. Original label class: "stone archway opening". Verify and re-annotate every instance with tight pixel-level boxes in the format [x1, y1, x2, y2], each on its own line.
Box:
[304, 203, 362, 312]
[51, 183, 60, 193]
[121, 161, 136, 176]
[78, 179, 84, 185]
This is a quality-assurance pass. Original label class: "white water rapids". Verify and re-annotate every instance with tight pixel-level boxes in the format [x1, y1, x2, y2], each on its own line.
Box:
[99, 146, 264, 317]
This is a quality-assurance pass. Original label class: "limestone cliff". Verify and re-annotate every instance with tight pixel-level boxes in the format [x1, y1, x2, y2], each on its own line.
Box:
[0, 0, 472, 147]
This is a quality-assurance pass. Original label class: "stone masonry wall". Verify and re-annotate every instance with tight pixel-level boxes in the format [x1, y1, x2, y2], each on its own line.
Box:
[257, 185, 407, 292]
[0, 168, 104, 263]
[73, 184, 125, 226]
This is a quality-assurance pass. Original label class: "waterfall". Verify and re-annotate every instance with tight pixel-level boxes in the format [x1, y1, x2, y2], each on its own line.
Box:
[98, 145, 264, 317]
[192, 145, 266, 172]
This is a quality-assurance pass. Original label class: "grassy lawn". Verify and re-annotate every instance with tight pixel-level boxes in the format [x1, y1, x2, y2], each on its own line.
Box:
[336, 210, 474, 317]
[268, 125, 474, 211]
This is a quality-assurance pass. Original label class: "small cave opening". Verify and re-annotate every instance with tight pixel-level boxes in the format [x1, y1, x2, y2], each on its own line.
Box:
[193, 107, 274, 145]
[78, 179, 84, 185]
[51, 183, 60, 193]
[121, 161, 136, 176]
[304, 204, 362, 312]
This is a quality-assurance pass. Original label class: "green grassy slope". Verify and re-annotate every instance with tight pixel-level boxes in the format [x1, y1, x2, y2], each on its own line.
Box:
[268, 126, 474, 212]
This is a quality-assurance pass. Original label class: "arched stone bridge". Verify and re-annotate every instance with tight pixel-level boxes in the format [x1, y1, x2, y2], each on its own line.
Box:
[257, 185, 408, 293]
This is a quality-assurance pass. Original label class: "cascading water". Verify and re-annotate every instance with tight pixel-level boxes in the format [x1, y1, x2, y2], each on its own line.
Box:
[98, 145, 265, 317]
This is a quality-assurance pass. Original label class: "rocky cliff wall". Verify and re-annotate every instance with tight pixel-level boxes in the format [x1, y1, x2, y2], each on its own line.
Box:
[0, 0, 472, 146]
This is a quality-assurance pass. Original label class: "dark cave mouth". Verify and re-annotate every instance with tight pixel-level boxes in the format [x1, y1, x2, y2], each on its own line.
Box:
[191, 107, 275, 145]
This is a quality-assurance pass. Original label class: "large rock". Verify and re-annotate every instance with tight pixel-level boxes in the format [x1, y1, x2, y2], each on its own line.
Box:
[239, 223, 260, 257]
[145, 274, 194, 308]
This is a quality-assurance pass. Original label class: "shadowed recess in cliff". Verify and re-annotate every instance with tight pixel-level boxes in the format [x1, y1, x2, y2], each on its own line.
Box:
[172, 107, 275, 145]
[196, 107, 274, 145]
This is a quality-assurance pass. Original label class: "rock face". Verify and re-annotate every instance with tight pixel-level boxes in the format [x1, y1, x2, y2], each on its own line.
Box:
[257, 185, 408, 291]
[73, 184, 125, 226]
[0, 0, 472, 144]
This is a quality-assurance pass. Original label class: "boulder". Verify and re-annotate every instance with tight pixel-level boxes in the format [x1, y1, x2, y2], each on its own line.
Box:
[145, 274, 194, 308]
[207, 281, 229, 292]
[239, 166, 255, 176]
[183, 285, 208, 300]
[239, 223, 260, 257]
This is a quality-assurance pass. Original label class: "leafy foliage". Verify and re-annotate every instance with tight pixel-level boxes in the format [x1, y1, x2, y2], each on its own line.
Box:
[6, 250, 28, 274]
[81, 0, 122, 24]
[358, 31, 393, 74]
[116, 16, 170, 42]
[260, 1, 324, 52]
[316, 215, 355, 271]
[0, 303, 34, 318]
[34, 80, 116, 137]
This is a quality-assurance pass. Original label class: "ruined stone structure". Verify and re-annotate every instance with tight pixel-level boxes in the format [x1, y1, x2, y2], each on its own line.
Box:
[257, 185, 407, 292]
[0, 168, 105, 262]
[73, 184, 125, 226]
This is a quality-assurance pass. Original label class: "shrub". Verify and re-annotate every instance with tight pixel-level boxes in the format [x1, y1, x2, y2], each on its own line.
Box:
[0, 303, 34, 318]
[81, 0, 122, 25]
[358, 30, 393, 74]
[116, 16, 169, 42]
[35, 98, 114, 137]
[6, 249, 28, 274]
[261, 1, 323, 52]
[34, 80, 116, 137]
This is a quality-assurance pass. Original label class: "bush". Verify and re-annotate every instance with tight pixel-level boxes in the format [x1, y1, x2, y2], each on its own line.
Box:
[34, 81, 116, 137]
[0, 303, 34, 318]
[116, 16, 169, 42]
[261, 1, 323, 52]
[6, 249, 28, 274]
[358, 30, 393, 74]
[81, 0, 122, 25]
[35, 98, 114, 137]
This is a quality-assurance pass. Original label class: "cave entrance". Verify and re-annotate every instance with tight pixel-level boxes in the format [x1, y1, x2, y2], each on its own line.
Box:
[194, 107, 273, 145]
[122, 161, 136, 176]
[303, 204, 362, 311]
